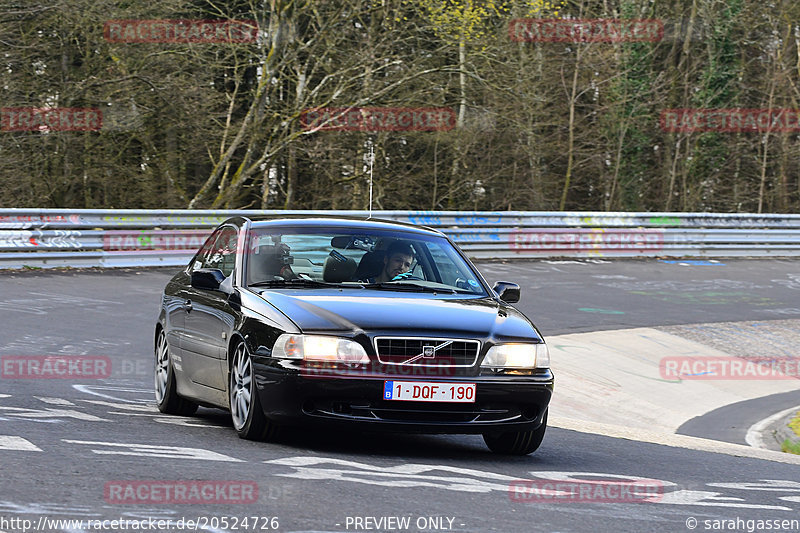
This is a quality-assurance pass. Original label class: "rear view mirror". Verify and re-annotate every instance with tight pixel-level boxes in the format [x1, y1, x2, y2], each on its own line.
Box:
[331, 235, 374, 251]
[492, 281, 520, 303]
[330, 236, 352, 249]
[191, 268, 225, 291]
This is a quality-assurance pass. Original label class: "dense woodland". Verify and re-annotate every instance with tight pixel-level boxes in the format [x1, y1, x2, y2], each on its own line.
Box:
[2, 0, 800, 213]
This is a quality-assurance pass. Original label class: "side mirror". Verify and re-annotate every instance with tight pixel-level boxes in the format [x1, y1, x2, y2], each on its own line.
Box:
[191, 268, 226, 291]
[492, 281, 520, 303]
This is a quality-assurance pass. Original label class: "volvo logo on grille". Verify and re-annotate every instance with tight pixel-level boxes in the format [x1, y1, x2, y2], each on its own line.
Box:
[401, 340, 453, 365]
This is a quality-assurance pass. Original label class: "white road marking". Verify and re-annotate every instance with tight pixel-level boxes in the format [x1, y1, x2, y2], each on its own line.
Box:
[107, 412, 165, 418]
[266, 456, 522, 492]
[152, 417, 228, 428]
[72, 384, 151, 403]
[0, 406, 107, 422]
[745, 404, 800, 449]
[708, 480, 800, 492]
[0, 394, 10, 399]
[656, 490, 792, 510]
[94, 407, 228, 428]
[78, 400, 156, 412]
[0, 417, 60, 424]
[0, 436, 41, 452]
[78, 400, 226, 428]
[0, 501, 99, 516]
[266, 456, 794, 510]
[35, 397, 75, 406]
[62, 440, 242, 462]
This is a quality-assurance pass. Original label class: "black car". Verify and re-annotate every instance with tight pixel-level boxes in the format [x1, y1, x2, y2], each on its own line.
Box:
[155, 216, 553, 454]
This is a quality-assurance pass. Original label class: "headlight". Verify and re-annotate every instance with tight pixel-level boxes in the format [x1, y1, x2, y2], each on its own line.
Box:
[271, 334, 369, 363]
[481, 343, 550, 369]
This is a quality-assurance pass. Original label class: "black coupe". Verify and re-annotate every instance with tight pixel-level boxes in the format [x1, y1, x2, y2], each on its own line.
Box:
[155, 216, 553, 454]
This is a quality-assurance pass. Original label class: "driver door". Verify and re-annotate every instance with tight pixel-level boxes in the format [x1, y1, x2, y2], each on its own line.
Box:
[182, 226, 238, 391]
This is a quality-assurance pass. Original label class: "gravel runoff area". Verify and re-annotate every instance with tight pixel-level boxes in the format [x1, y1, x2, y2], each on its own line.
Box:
[658, 318, 800, 453]
[657, 319, 800, 360]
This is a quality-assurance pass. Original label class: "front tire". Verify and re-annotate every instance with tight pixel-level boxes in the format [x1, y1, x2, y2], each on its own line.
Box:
[483, 410, 547, 455]
[154, 329, 198, 416]
[229, 341, 277, 440]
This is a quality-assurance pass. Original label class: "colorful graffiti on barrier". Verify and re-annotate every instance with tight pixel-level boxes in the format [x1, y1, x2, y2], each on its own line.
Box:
[0, 230, 82, 248]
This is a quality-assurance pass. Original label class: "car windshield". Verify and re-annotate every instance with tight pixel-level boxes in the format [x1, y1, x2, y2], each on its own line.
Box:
[245, 226, 487, 295]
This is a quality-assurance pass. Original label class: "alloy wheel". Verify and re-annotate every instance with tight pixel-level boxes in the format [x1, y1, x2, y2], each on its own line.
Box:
[230, 343, 253, 430]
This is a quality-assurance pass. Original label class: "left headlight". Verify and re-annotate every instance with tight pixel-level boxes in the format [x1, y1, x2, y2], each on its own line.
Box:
[481, 343, 550, 369]
[271, 334, 370, 364]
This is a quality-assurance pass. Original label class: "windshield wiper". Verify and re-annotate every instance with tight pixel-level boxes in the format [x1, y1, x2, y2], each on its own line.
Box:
[364, 282, 456, 294]
[249, 279, 363, 289]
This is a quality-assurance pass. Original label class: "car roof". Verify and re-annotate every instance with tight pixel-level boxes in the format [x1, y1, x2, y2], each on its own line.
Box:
[232, 215, 445, 236]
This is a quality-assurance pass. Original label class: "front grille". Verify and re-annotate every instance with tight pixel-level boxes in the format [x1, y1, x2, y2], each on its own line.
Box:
[374, 337, 480, 367]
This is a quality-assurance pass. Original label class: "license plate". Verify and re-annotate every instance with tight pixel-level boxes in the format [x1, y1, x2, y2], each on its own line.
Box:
[383, 381, 476, 403]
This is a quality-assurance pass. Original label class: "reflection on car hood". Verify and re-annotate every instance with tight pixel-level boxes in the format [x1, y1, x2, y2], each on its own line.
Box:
[254, 289, 541, 341]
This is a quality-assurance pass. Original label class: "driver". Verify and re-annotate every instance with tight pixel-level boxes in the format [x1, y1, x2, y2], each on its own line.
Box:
[371, 241, 415, 283]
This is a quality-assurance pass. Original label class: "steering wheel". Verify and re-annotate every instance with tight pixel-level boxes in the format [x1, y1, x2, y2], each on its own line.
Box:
[390, 272, 424, 281]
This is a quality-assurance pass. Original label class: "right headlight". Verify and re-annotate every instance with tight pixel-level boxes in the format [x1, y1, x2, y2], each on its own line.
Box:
[481, 343, 550, 370]
[271, 334, 369, 364]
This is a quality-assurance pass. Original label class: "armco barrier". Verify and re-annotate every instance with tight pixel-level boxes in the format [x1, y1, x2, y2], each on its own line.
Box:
[1, 209, 800, 268]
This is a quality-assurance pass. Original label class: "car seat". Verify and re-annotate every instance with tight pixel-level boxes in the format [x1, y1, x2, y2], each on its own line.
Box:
[322, 252, 357, 282]
[248, 244, 289, 283]
[353, 250, 385, 281]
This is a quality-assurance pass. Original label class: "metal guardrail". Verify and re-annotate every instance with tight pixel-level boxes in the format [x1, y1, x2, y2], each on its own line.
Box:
[2, 209, 800, 268]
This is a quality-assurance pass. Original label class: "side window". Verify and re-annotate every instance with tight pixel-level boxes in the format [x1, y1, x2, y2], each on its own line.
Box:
[191, 231, 220, 272]
[408, 242, 427, 279]
[194, 226, 238, 278]
[425, 241, 480, 291]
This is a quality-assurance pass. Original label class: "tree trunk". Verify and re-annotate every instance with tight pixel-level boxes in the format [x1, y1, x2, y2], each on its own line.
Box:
[559, 46, 581, 211]
[448, 38, 467, 208]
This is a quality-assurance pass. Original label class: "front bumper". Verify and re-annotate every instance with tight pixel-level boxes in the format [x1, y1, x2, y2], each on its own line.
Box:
[252, 360, 553, 434]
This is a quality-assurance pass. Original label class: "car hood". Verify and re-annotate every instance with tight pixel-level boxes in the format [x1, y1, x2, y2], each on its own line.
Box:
[253, 289, 542, 342]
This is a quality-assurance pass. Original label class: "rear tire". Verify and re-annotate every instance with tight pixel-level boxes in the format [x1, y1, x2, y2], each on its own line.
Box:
[154, 329, 198, 416]
[229, 340, 278, 441]
[483, 410, 547, 455]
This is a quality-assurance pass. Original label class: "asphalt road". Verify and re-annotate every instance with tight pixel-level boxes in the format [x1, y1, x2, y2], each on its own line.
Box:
[677, 390, 800, 446]
[478, 258, 800, 335]
[1, 259, 800, 533]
